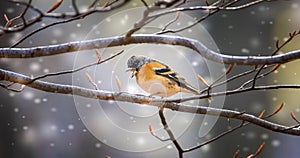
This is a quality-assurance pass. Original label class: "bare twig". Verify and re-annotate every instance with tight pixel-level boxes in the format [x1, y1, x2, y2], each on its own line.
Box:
[1, 0, 128, 37]
[47, 0, 63, 13]
[155, 100, 280, 155]
[18, 50, 124, 85]
[239, 64, 280, 89]
[161, 11, 180, 31]
[86, 72, 99, 90]
[88, 0, 99, 8]
[10, 0, 128, 47]
[156, 0, 243, 34]
[252, 30, 300, 88]
[115, 75, 122, 91]
[0, 0, 298, 157]
[159, 106, 184, 158]
[247, 142, 265, 158]
[150, 0, 268, 18]
[291, 112, 300, 125]
[183, 121, 245, 153]
[10, 12, 94, 48]
[140, 0, 149, 9]
[3, 0, 33, 28]
[149, 124, 171, 142]
[72, 0, 79, 15]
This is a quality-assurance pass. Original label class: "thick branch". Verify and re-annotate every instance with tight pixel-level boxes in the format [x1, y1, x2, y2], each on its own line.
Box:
[1, 35, 300, 65]
[1, 68, 300, 135]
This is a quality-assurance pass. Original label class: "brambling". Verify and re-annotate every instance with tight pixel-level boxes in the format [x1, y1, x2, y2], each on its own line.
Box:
[127, 55, 199, 97]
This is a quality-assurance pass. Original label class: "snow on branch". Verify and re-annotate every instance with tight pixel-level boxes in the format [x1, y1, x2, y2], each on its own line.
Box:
[1, 68, 300, 136]
[1, 34, 300, 65]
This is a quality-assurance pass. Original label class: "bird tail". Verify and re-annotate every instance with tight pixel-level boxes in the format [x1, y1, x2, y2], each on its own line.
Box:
[180, 83, 200, 95]
[181, 84, 213, 102]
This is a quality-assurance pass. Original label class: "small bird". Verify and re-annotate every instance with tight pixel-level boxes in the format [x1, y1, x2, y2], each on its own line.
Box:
[127, 55, 199, 97]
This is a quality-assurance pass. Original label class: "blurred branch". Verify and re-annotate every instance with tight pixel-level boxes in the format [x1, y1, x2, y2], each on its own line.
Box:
[183, 121, 245, 153]
[71, 0, 80, 15]
[125, 0, 185, 37]
[150, 0, 268, 18]
[126, 0, 268, 36]
[155, 0, 268, 34]
[18, 50, 124, 85]
[251, 30, 300, 88]
[0, 0, 129, 38]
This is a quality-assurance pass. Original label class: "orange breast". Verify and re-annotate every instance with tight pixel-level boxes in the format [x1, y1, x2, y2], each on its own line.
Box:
[135, 62, 180, 97]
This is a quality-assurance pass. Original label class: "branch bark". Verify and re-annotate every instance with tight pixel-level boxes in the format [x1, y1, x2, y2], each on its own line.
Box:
[1, 34, 300, 65]
[1, 68, 300, 135]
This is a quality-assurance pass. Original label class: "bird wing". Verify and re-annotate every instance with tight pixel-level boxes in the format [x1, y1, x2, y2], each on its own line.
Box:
[153, 66, 199, 94]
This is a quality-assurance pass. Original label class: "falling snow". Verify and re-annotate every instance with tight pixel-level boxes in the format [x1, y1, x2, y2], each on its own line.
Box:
[42, 98, 48, 102]
[260, 133, 269, 140]
[68, 124, 75, 131]
[34, 98, 41, 104]
[9, 92, 15, 97]
[6, 8, 14, 13]
[95, 143, 102, 148]
[23, 91, 34, 100]
[241, 48, 250, 54]
[23, 126, 29, 131]
[271, 140, 280, 147]
[291, 3, 299, 8]
[49, 143, 55, 147]
[14, 108, 19, 113]
[166, 145, 172, 149]
[0, 2, 299, 158]
[201, 144, 210, 152]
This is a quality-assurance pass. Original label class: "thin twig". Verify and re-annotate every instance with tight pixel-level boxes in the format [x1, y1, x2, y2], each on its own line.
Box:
[72, 0, 79, 15]
[140, 0, 149, 9]
[4, 0, 33, 28]
[252, 30, 300, 88]
[10, 11, 92, 48]
[159, 106, 184, 158]
[1, 0, 128, 36]
[198, 65, 273, 96]
[156, 0, 243, 34]
[20, 50, 124, 85]
[161, 11, 180, 31]
[149, 124, 171, 141]
[150, 0, 268, 18]
[184, 121, 245, 153]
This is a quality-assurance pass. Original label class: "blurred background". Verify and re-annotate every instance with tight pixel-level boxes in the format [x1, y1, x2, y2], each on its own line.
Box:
[0, 0, 300, 157]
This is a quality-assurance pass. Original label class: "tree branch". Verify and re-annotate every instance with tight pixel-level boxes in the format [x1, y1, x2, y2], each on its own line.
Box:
[159, 107, 183, 158]
[1, 0, 129, 37]
[1, 68, 300, 135]
[1, 34, 300, 65]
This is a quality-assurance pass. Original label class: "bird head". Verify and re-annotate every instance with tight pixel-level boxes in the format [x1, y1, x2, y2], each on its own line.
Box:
[126, 55, 150, 78]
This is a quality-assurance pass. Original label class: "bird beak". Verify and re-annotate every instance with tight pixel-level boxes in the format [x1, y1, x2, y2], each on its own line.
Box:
[126, 68, 137, 78]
